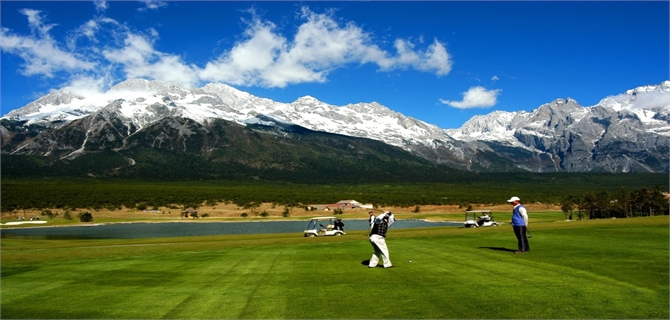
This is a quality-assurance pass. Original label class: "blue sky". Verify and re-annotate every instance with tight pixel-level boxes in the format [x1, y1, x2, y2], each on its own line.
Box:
[1, 1, 668, 129]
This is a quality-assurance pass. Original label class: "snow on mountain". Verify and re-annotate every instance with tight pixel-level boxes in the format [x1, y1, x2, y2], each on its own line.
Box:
[596, 80, 670, 135]
[2, 78, 451, 150]
[2, 79, 669, 172]
[600, 80, 670, 111]
[446, 110, 519, 142]
[446, 83, 670, 149]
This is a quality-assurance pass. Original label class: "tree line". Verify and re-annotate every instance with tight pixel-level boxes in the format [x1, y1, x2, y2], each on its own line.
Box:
[2, 176, 667, 219]
[560, 186, 668, 219]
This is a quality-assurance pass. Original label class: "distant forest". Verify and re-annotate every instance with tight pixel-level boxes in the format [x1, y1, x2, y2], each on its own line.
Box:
[2, 173, 667, 215]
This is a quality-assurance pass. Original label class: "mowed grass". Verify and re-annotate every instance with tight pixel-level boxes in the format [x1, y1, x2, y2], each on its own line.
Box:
[1, 216, 668, 319]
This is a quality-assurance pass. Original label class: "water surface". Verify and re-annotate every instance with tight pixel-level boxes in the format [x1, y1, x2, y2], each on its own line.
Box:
[1, 219, 459, 239]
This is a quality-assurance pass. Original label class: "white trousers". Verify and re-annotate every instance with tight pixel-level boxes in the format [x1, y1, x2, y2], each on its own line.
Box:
[369, 235, 392, 268]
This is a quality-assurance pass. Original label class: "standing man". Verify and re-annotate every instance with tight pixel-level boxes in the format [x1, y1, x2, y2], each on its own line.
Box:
[334, 218, 345, 233]
[368, 211, 395, 268]
[507, 196, 529, 254]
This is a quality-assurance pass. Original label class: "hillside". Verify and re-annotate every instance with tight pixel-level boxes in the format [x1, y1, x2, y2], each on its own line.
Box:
[1, 116, 461, 182]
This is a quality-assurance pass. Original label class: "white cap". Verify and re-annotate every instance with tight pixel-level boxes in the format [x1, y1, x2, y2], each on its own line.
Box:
[506, 196, 521, 203]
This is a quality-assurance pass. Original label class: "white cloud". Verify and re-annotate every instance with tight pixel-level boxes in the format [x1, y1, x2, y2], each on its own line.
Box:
[94, 0, 107, 12]
[66, 19, 100, 51]
[67, 74, 112, 97]
[423, 40, 452, 76]
[391, 38, 451, 75]
[491, 75, 499, 81]
[631, 91, 670, 110]
[0, 5, 454, 92]
[22, 8, 56, 35]
[138, 0, 167, 11]
[199, 15, 289, 86]
[440, 86, 501, 109]
[201, 7, 452, 87]
[103, 32, 200, 87]
[0, 9, 96, 77]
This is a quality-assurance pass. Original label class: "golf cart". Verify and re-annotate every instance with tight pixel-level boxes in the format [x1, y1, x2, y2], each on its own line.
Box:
[303, 216, 345, 237]
[464, 210, 499, 228]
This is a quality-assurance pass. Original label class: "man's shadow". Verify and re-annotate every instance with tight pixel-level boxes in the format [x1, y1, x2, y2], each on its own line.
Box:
[478, 246, 516, 252]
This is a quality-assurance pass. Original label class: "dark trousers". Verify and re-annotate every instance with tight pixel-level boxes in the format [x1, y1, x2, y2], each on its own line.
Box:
[513, 226, 530, 252]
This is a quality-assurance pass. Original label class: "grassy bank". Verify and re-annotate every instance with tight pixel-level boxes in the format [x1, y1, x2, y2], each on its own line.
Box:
[1, 216, 668, 319]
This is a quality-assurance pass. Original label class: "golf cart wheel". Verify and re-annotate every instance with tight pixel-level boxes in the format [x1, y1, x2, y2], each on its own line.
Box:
[335, 233, 342, 236]
[309, 234, 316, 237]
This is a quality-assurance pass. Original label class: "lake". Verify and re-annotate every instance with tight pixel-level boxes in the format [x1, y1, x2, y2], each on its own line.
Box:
[0, 219, 460, 239]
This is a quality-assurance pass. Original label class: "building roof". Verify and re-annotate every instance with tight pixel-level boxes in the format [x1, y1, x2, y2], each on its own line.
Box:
[336, 200, 360, 204]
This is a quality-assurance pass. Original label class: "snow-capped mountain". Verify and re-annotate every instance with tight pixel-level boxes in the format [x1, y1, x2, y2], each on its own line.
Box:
[2, 79, 669, 173]
[4, 79, 449, 148]
[443, 81, 670, 172]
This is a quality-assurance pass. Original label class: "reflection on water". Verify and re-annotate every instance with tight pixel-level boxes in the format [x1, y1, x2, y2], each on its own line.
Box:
[1, 219, 459, 239]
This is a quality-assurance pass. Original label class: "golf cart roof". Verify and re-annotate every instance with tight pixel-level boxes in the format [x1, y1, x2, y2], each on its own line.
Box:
[465, 210, 491, 213]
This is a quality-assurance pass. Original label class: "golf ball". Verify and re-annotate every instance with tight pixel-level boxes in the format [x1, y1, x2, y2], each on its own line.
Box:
[409, 260, 412, 262]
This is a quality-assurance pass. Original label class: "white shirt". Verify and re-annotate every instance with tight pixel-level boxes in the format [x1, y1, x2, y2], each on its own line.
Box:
[375, 212, 395, 227]
[515, 204, 528, 226]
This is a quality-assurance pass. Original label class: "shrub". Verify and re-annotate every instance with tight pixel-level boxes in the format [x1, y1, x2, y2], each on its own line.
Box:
[260, 211, 269, 217]
[79, 212, 93, 222]
[241, 212, 248, 218]
[63, 210, 73, 220]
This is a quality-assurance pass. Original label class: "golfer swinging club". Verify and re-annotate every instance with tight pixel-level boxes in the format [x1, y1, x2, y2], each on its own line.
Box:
[368, 211, 395, 268]
[507, 196, 530, 254]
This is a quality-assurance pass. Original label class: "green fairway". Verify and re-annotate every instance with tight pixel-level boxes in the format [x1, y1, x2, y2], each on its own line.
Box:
[2, 216, 668, 319]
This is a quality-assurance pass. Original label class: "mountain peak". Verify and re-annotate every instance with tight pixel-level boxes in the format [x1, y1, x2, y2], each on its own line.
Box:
[110, 79, 193, 98]
[448, 110, 518, 141]
[294, 96, 320, 104]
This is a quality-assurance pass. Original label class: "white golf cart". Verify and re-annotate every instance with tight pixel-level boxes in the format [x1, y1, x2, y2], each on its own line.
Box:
[303, 216, 345, 237]
[464, 210, 499, 228]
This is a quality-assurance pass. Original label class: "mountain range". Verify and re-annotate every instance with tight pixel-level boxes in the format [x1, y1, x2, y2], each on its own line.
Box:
[2, 79, 669, 180]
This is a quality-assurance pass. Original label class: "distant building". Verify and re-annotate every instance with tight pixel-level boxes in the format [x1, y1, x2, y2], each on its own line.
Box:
[307, 200, 374, 211]
[182, 208, 198, 218]
[336, 200, 362, 208]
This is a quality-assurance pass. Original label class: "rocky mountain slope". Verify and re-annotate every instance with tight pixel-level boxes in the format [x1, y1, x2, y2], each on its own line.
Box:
[2, 79, 669, 174]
